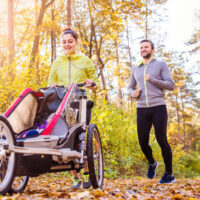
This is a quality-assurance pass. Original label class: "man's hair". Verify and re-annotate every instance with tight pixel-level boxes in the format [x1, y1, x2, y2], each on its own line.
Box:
[140, 39, 154, 50]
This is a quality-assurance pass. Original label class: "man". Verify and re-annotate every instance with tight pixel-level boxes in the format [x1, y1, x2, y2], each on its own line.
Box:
[128, 40, 175, 183]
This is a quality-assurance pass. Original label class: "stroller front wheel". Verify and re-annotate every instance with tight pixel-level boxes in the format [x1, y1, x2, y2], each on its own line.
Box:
[0, 115, 16, 195]
[86, 123, 104, 189]
[9, 176, 29, 193]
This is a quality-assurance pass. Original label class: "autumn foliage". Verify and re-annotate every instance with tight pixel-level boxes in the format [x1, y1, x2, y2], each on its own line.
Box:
[0, 0, 199, 198]
[2, 173, 200, 199]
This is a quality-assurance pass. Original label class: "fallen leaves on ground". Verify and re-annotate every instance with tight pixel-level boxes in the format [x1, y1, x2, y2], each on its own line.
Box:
[0, 175, 199, 200]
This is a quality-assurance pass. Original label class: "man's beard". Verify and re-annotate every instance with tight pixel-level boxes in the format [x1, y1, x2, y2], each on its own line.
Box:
[142, 53, 152, 59]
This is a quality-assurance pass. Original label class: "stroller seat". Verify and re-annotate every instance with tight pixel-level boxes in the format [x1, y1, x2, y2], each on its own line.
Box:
[18, 120, 48, 138]
[6, 91, 38, 134]
[5, 86, 72, 140]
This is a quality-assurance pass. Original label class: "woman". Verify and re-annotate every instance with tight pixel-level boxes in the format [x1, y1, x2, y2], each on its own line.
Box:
[48, 29, 99, 89]
[48, 29, 100, 190]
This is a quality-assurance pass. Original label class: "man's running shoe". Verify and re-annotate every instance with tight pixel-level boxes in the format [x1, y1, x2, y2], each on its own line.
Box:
[159, 172, 175, 184]
[70, 177, 81, 190]
[147, 161, 158, 179]
[83, 172, 91, 189]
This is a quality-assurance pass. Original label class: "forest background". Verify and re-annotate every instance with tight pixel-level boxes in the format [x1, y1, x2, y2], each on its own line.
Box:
[0, 0, 199, 179]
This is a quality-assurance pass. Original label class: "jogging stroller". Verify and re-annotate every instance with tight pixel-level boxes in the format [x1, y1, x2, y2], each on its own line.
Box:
[0, 82, 103, 194]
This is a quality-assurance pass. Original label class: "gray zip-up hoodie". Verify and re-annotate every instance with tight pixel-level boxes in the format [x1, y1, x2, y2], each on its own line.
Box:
[128, 59, 175, 108]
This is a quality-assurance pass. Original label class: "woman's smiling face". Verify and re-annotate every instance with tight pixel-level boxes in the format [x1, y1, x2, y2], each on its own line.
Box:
[62, 33, 78, 56]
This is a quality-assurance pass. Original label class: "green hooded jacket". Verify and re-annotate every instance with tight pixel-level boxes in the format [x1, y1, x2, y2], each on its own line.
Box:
[48, 54, 100, 87]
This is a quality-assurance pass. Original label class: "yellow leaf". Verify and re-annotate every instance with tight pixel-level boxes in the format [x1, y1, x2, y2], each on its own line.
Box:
[171, 194, 184, 200]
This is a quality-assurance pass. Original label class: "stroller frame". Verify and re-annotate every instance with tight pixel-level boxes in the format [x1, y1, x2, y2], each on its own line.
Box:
[0, 83, 104, 194]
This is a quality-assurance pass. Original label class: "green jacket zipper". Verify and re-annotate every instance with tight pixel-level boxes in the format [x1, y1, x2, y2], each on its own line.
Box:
[68, 57, 71, 85]
[144, 64, 149, 107]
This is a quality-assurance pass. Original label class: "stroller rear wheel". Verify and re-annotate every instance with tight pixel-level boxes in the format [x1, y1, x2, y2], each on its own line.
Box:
[10, 176, 29, 193]
[87, 124, 103, 189]
[0, 115, 16, 194]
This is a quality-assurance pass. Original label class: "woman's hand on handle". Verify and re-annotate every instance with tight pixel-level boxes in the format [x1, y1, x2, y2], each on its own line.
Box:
[85, 79, 97, 91]
[49, 83, 57, 88]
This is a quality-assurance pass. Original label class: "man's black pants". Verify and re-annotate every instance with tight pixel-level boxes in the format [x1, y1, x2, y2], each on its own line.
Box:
[137, 105, 172, 174]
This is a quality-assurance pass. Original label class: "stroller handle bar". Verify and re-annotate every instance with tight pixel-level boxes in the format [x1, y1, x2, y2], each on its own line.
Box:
[38, 82, 96, 92]
[77, 82, 96, 88]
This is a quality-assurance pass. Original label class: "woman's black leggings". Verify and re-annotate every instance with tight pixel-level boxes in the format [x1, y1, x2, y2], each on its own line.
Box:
[137, 105, 172, 174]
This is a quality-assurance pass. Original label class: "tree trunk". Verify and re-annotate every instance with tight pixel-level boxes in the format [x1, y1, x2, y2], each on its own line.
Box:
[87, 0, 108, 101]
[35, 0, 38, 22]
[93, 30, 108, 101]
[175, 94, 180, 132]
[89, 18, 94, 59]
[115, 40, 123, 107]
[180, 89, 187, 150]
[8, 0, 15, 65]
[51, 2, 56, 63]
[67, 0, 72, 28]
[126, 23, 133, 69]
[126, 23, 134, 108]
[93, 31, 106, 90]
[29, 0, 54, 69]
[145, 0, 148, 39]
